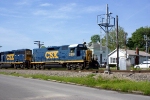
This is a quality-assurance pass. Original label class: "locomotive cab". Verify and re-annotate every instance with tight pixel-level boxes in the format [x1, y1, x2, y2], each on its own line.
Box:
[67, 43, 99, 70]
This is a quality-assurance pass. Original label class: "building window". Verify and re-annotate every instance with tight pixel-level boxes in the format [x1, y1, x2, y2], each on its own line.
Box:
[110, 57, 117, 63]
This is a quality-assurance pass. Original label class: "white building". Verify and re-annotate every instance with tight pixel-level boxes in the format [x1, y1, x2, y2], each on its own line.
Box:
[87, 43, 108, 64]
[108, 48, 150, 66]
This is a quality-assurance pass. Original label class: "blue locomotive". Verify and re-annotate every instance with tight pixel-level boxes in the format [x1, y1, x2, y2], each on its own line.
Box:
[0, 49, 32, 69]
[0, 43, 99, 70]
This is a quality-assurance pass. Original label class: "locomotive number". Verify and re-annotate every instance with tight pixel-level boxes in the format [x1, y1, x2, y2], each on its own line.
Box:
[6, 54, 14, 60]
[45, 51, 58, 59]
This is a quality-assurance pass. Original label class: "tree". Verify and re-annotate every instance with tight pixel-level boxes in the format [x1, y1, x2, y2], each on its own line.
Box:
[91, 34, 100, 43]
[126, 38, 134, 50]
[101, 26, 127, 51]
[41, 46, 46, 48]
[126, 26, 150, 51]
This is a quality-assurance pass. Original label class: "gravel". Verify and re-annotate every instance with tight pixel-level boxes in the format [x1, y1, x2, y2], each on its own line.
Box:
[0, 69, 150, 82]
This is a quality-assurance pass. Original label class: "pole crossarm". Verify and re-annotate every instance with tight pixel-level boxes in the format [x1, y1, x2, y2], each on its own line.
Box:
[34, 41, 44, 48]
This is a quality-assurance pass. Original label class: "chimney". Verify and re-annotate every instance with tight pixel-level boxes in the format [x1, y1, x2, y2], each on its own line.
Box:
[136, 47, 139, 55]
[135, 47, 139, 65]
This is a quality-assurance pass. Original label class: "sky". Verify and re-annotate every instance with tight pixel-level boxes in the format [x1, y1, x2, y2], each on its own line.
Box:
[0, 0, 150, 51]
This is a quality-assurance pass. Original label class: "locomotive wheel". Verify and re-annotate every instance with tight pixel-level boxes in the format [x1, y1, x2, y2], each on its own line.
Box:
[33, 65, 36, 70]
[14, 65, 18, 69]
[41, 65, 45, 70]
[67, 65, 71, 70]
[73, 65, 77, 70]
[79, 64, 84, 70]
[20, 64, 24, 69]
[38, 65, 41, 70]
[66, 64, 71, 70]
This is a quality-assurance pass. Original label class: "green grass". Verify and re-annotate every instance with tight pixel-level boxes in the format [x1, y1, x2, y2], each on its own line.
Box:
[0, 72, 150, 95]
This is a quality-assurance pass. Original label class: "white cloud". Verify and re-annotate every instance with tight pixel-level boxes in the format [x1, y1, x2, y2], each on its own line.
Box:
[81, 5, 105, 13]
[15, 1, 30, 6]
[58, 3, 76, 12]
[33, 10, 49, 16]
[40, 3, 53, 7]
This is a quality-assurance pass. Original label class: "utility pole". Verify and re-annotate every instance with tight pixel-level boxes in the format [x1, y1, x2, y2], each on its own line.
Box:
[34, 41, 44, 48]
[116, 15, 119, 70]
[0, 46, 2, 51]
[144, 35, 150, 60]
[97, 4, 115, 74]
[124, 33, 128, 59]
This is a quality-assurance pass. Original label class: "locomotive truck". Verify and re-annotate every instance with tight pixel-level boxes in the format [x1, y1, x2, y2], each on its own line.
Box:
[0, 43, 99, 70]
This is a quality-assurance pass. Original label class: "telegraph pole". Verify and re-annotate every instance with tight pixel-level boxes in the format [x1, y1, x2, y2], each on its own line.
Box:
[34, 41, 44, 48]
[97, 4, 115, 74]
[0, 46, 2, 50]
[144, 35, 150, 60]
[116, 15, 119, 70]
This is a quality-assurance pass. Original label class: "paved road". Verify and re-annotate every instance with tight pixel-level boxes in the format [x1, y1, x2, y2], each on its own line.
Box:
[0, 75, 149, 100]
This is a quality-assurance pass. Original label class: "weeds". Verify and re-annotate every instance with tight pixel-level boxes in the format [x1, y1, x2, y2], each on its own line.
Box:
[0, 72, 150, 95]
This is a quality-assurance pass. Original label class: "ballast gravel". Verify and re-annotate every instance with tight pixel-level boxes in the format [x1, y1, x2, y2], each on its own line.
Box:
[0, 69, 150, 82]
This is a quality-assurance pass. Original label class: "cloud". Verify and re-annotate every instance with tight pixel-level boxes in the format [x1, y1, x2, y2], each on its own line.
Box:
[33, 3, 77, 19]
[58, 3, 76, 12]
[15, 1, 30, 6]
[33, 10, 49, 16]
[40, 3, 53, 7]
[80, 5, 105, 13]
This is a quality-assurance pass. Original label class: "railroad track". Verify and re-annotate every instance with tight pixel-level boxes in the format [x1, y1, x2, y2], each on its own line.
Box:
[0, 68, 150, 73]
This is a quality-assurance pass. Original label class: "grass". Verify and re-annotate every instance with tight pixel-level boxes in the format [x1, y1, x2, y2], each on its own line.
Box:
[0, 72, 150, 95]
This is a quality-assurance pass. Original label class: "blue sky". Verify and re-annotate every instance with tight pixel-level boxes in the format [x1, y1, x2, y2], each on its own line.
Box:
[0, 0, 150, 51]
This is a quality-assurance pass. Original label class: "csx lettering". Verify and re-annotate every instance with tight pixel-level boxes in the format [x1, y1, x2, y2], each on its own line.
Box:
[45, 51, 58, 59]
[6, 54, 14, 60]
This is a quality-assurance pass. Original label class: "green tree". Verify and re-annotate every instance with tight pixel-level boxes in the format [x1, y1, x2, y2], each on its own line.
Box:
[126, 38, 134, 50]
[41, 46, 46, 48]
[101, 26, 127, 51]
[126, 26, 150, 51]
[91, 34, 100, 43]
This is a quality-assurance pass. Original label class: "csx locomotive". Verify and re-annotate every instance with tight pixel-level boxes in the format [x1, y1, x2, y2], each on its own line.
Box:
[0, 43, 99, 70]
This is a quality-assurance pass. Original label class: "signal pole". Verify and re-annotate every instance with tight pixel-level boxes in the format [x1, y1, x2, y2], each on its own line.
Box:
[0, 46, 2, 51]
[97, 4, 115, 74]
[34, 41, 44, 48]
[144, 35, 150, 61]
[116, 15, 119, 70]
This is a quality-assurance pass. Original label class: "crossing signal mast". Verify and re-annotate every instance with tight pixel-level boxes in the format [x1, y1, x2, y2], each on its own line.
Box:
[34, 41, 44, 48]
[97, 4, 115, 74]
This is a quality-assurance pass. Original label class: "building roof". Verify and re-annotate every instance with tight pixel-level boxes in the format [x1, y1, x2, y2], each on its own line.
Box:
[69, 44, 78, 48]
[108, 48, 150, 57]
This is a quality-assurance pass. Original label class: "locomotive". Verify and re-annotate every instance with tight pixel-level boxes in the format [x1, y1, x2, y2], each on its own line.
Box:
[0, 43, 99, 70]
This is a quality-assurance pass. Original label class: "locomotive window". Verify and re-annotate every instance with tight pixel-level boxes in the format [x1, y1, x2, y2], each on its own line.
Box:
[77, 44, 87, 50]
[78, 47, 87, 50]
[62, 46, 68, 50]
[70, 48, 75, 53]
[69, 48, 75, 56]
[78, 44, 84, 47]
